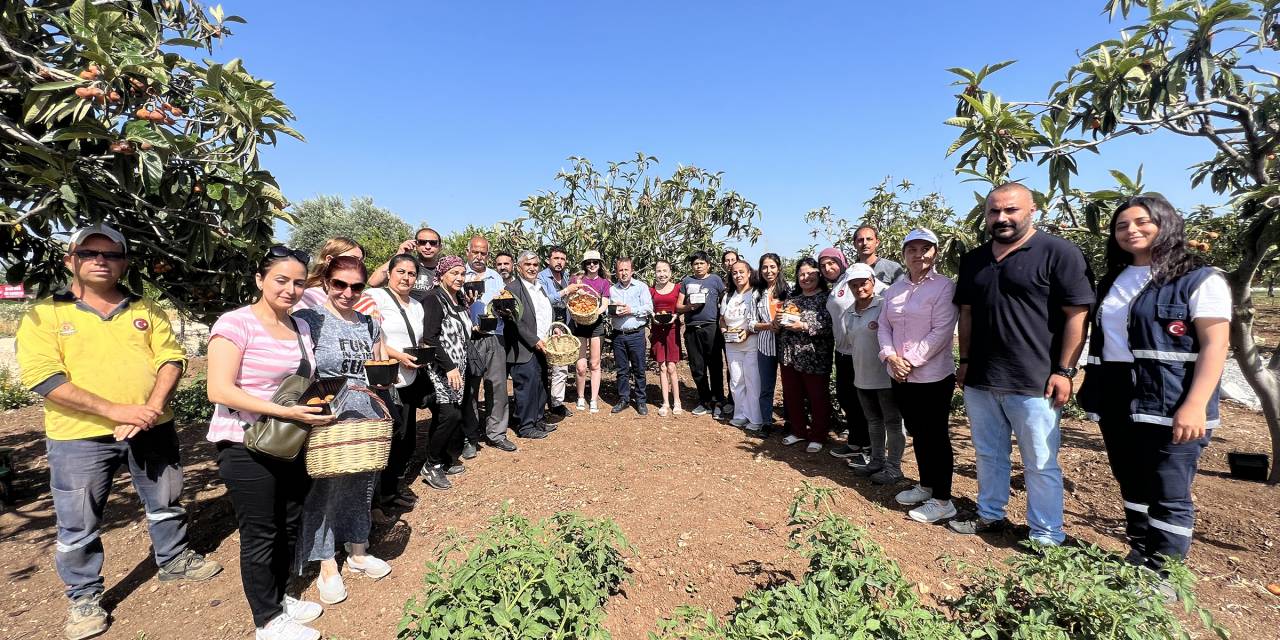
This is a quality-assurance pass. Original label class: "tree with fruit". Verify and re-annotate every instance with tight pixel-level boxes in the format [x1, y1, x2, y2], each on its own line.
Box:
[944, 0, 1280, 481]
[512, 153, 763, 277]
[1, 0, 301, 322]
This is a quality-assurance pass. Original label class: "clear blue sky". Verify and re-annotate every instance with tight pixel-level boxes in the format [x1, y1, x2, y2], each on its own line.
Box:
[215, 1, 1217, 257]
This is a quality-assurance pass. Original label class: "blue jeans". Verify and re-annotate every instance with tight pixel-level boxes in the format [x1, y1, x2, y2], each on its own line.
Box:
[757, 351, 779, 424]
[964, 386, 1065, 544]
[47, 423, 190, 600]
[613, 330, 647, 405]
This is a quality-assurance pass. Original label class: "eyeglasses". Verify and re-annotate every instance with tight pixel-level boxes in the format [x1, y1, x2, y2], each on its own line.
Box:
[415, 238, 440, 247]
[266, 245, 311, 265]
[328, 278, 367, 294]
[72, 249, 127, 261]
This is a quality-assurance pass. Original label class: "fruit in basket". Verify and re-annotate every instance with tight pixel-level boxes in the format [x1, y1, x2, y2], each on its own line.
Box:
[782, 302, 801, 315]
[495, 289, 515, 300]
[568, 293, 599, 314]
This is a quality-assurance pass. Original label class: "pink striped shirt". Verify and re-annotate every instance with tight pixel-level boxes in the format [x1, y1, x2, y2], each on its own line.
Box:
[205, 306, 317, 443]
[877, 269, 958, 383]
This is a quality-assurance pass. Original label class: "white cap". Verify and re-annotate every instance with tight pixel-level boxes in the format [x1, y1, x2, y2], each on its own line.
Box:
[845, 263, 875, 281]
[902, 228, 939, 248]
[581, 249, 603, 263]
[69, 223, 127, 253]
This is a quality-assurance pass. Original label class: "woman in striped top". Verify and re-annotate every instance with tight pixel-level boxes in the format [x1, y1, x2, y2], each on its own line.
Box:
[752, 253, 788, 430]
[206, 247, 333, 640]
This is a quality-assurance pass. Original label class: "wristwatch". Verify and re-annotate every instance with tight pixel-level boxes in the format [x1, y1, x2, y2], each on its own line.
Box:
[1053, 366, 1078, 379]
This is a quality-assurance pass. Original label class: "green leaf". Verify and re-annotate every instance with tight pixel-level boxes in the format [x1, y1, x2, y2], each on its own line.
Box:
[30, 80, 84, 92]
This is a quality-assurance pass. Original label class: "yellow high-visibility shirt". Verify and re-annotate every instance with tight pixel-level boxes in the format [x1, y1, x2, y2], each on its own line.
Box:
[16, 290, 186, 440]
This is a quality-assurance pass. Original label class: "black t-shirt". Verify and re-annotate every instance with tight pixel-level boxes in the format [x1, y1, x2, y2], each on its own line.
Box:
[954, 231, 1094, 395]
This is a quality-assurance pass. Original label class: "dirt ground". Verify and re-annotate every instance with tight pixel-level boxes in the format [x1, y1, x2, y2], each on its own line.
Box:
[1, 362, 1278, 640]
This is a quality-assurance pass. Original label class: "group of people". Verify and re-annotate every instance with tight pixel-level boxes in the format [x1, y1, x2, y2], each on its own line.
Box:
[16, 182, 1229, 640]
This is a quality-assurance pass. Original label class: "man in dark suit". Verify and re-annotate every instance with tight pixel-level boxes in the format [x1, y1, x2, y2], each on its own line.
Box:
[503, 250, 555, 438]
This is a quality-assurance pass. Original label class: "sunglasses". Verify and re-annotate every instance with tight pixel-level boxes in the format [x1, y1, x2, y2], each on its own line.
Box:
[73, 249, 127, 261]
[328, 278, 367, 294]
[584, 260, 601, 266]
[266, 245, 311, 265]
[415, 238, 441, 247]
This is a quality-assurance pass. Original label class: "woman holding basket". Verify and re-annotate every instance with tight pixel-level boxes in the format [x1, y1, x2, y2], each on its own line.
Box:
[570, 250, 611, 413]
[292, 256, 407, 605]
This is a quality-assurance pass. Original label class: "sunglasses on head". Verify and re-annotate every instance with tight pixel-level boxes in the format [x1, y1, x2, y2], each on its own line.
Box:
[72, 249, 127, 261]
[266, 245, 311, 265]
[415, 238, 441, 247]
[328, 278, 366, 294]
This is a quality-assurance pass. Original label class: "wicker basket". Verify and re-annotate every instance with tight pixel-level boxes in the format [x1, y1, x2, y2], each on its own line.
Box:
[545, 322, 581, 366]
[305, 386, 393, 479]
[565, 289, 602, 326]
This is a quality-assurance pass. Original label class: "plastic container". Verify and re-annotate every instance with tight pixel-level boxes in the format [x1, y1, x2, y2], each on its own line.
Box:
[403, 346, 434, 364]
[653, 312, 675, 325]
[1227, 452, 1269, 482]
[299, 377, 349, 416]
[478, 315, 499, 332]
[364, 360, 399, 386]
[463, 281, 486, 297]
[491, 296, 517, 313]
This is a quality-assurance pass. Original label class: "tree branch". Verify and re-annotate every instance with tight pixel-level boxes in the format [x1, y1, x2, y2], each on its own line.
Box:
[1236, 64, 1280, 82]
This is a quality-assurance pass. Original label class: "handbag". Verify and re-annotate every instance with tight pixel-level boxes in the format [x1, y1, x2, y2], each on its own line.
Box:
[242, 318, 314, 460]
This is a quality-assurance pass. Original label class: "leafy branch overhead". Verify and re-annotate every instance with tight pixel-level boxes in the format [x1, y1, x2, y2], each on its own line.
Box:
[942, 0, 1280, 482]
[2, 0, 302, 321]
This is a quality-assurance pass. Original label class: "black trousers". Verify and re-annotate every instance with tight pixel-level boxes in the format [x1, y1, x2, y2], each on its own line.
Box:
[509, 356, 548, 432]
[834, 355, 869, 445]
[892, 376, 955, 500]
[378, 392, 419, 502]
[216, 443, 310, 628]
[685, 323, 725, 407]
[1095, 363, 1209, 570]
[427, 402, 464, 466]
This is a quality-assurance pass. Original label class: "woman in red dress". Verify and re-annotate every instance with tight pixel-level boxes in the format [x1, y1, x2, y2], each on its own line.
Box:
[650, 259, 683, 416]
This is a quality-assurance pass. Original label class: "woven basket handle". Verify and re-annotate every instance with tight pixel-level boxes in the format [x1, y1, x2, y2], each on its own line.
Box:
[345, 384, 393, 420]
[550, 321, 571, 336]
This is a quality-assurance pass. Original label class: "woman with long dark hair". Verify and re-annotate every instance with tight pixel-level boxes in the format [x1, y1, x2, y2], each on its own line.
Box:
[1077, 194, 1229, 600]
[206, 247, 332, 640]
[753, 253, 788, 429]
[720, 260, 763, 432]
[777, 257, 834, 453]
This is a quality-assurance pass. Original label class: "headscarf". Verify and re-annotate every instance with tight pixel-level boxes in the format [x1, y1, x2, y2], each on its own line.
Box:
[435, 255, 465, 278]
[818, 247, 848, 271]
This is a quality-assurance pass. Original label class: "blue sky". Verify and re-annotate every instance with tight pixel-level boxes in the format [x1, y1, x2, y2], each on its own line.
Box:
[215, 1, 1218, 257]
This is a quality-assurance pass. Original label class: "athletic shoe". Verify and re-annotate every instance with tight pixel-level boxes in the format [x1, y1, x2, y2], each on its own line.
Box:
[516, 428, 548, 439]
[315, 572, 346, 605]
[870, 469, 905, 485]
[947, 516, 1010, 535]
[805, 442, 823, 453]
[444, 464, 465, 475]
[487, 437, 517, 452]
[711, 405, 723, 419]
[909, 499, 956, 524]
[721, 402, 735, 416]
[658, 405, 669, 417]
[672, 405, 684, 415]
[691, 405, 709, 416]
[781, 434, 803, 446]
[344, 550, 391, 579]
[420, 465, 452, 490]
[590, 401, 600, 413]
[460, 440, 478, 460]
[894, 484, 932, 506]
[828, 444, 862, 459]
[64, 594, 108, 640]
[282, 595, 323, 624]
[550, 403, 573, 418]
[611, 402, 628, 414]
[848, 459, 883, 477]
[158, 548, 222, 582]
[576, 399, 587, 411]
[744, 423, 764, 434]
[256, 613, 320, 640]
[636, 403, 648, 416]
[728, 417, 749, 428]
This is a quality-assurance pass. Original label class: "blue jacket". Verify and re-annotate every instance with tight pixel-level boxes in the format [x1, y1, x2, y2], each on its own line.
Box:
[1078, 266, 1221, 428]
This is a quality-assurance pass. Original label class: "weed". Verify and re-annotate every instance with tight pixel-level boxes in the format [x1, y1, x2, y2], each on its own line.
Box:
[170, 375, 212, 425]
[0, 367, 36, 411]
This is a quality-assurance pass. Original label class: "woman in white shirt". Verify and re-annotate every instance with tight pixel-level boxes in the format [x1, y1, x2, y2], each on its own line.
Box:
[720, 260, 763, 432]
[365, 254, 425, 514]
[1077, 194, 1229, 602]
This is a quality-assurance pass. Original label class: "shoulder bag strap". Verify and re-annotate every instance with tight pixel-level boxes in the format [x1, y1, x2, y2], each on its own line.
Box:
[382, 287, 418, 346]
[289, 317, 312, 378]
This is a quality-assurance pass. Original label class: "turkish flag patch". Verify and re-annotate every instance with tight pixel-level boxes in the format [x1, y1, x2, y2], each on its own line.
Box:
[133, 318, 149, 331]
[1166, 320, 1187, 337]
[868, 321, 878, 331]
[837, 289, 845, 297]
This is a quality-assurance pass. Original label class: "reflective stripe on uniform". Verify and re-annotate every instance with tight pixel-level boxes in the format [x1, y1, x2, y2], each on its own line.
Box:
[145, 506, 186, 522]
[1149, 517, 1194, 538]
[1123, 501, 1149, 514]
[1132, 349, 1199, 362]
[1131, 413, 1220, 429]
[56, 530, 101, 554]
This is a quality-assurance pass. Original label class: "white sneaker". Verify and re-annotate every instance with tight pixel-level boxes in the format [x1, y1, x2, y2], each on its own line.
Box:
[576, 399, 586, 411]
[589, 401, 599, 413]
[894, 484, 932, 506]
[909, 499, 957, 524]
[282, 595, 322, 624]
[256, 613, 320, 640]
[781, 434, 803, 446]
[344, 550, 391, 579]
[315, 572, 346, 605]
[805, 442, 823, 453]
[728, 417, 749, 427]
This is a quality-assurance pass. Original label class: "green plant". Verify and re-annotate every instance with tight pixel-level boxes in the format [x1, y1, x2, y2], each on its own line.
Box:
[3, 0, 300, 323]
[398, 507, 633, 640]
[169, 374, 211, 424]
[946, 543, 1230, 640]
[0, 367, 36, 411]
[285, 195, 416, 272]
[652, 483, 963, 640]
[0, 302, 29, 338]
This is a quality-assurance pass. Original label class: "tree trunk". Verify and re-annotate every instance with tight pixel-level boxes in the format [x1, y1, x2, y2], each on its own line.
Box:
[1228, 207, 1280, 483]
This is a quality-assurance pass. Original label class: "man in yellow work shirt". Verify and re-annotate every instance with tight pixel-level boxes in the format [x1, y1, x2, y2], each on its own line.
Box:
[16, 224, 221, 640]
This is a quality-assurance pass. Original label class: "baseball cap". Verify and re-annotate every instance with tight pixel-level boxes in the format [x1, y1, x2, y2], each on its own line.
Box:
[845, 263, 875, 281]
[902, 228, 939, 248]
[69, 223, 127, 253]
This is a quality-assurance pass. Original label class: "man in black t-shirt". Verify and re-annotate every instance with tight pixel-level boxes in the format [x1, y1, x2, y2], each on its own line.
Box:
[949, 183, 1093, 546]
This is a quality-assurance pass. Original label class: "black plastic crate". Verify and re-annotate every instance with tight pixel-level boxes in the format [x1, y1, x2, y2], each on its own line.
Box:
[1227, 452, 1269, 482]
